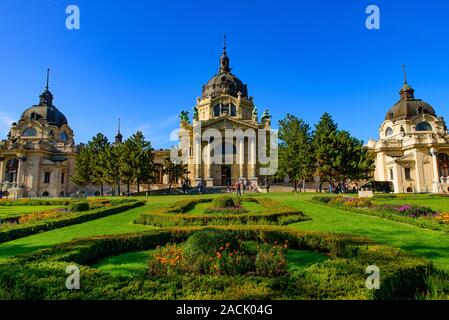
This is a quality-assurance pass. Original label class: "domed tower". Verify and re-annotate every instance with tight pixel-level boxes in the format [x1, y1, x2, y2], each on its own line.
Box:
[178, 38, 272, 187]
[0, 69, 78, 198]
[367, 65, 449, 194]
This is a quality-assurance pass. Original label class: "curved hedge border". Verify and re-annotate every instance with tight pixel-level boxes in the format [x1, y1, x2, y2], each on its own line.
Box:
[0, 226, 432, 300]
[0, 200, 146, 244]
[311, 196, 449, 233]
[134, 197, 310, 227]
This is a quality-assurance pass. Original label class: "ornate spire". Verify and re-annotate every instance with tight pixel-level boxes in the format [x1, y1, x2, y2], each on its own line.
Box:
[115, 118, 123, 144]
[402, 64, 407, 84]
[46, 68, 50, 90]
[39, 68, 54, 106]
[399, 64, 415, 101]
[219, 35, 231, 73]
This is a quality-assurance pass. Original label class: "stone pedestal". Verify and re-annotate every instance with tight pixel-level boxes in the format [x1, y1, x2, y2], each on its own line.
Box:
[250, 177, 258, 187]
[205, 178, 214, 187]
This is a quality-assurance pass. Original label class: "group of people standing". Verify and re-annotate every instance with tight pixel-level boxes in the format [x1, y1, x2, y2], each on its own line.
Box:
[226, 179, 257, 196]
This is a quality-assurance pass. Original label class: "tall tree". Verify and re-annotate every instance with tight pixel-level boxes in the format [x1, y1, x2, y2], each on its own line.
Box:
[71, 144, 92, 187]
[128, 131, 154, 194]
[278, 114, 314, 192]
[163, 153, 189, 195]
[312, 113, 340, 191]
[312, 113, 374, 191]
[102, 143, 122, 196]
[88, 133, 110, 196]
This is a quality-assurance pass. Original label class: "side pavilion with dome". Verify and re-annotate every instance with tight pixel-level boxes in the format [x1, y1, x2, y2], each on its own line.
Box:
[0, 70, 78, 198]
[367, 66, 449, 193]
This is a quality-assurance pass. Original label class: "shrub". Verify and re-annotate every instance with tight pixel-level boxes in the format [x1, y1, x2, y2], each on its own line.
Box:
[135, 197, 309, 227]
[210, 196, 241, 209]
[183, 229, 239, 256]
[69, 202, 90, 212]
[0, 226, 433, 300]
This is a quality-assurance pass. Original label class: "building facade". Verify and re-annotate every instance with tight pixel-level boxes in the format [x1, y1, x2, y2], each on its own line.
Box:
[178, 43, 272, 187]
[367, 68, 449, 193]
[0, 75, 78, 198]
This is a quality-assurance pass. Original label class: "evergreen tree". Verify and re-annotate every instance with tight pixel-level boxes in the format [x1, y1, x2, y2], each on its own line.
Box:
[87, 133, 110, 196]
[278, 114, 314, 193]
[71, 145, 92, 186]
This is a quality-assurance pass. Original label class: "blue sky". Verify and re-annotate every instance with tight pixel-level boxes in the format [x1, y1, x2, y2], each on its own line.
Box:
[1, 0, 449, 148]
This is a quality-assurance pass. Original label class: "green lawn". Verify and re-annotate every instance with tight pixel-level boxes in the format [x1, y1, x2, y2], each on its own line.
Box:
[0, 205, 62, 219]
[0, 202, 157, 261]
[186, 201, 265, 214]
[267, 193, 449, 271]
[95, 250, 154, 278]
[1, 192, 449, 273]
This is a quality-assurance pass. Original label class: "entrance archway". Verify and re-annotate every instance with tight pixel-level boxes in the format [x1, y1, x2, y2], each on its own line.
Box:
[5, 158, 19, 183]
[437, 153, 449, 178]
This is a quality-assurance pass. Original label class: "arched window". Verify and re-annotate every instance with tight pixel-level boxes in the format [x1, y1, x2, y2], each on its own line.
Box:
[231, 104, 237, 116]
[42, 191, 49, 197]
[213, 105, 220, 117]
[59, 132, 68, 142]
[22, 127, 37, 137]
[437, 153, 449, 178]
[385, 127, 393, 137]
[416, 122, 432, 131]
[221, 104, 229, 115]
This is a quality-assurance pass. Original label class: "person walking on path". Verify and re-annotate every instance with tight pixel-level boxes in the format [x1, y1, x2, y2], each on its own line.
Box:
[236, 180, 242, 196]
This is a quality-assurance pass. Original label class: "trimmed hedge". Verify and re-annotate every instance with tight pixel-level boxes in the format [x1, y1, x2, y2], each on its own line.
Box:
[0, 200, 145, 244]
[69, 202, 90, 212]
[135, 197, 310, 227]
[0, 199, 74, 206]
[0, 226, 433, 300]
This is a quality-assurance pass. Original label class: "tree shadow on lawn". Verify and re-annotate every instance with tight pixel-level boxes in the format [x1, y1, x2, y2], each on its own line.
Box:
[0, 243, 50, 262]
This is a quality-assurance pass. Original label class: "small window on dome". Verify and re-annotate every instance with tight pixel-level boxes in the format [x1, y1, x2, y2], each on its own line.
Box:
[22, 128, 37, 137]
[385, 127, 393, 137]
[389, 112, 394, 120]
[59, 132, 69, 142]
[416, 122, 432, 131]
[214, 105, 220, 117]
[231, 104, 236, 116]
[417, 106, 424, 114]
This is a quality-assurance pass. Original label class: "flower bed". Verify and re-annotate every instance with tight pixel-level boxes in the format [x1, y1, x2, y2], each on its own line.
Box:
[312, 196, 449, 232]
[0, 226, 432, 300]
[0, 200, 145, 243]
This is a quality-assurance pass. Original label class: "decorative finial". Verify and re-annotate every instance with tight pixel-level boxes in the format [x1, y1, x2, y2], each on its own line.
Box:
[46, 68, 50, 90]
[402, 64, 407, 84]
[118, 118, 121, 134]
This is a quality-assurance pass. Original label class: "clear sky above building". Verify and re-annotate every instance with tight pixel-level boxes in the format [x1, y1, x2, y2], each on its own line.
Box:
[1, 0, 448, 148]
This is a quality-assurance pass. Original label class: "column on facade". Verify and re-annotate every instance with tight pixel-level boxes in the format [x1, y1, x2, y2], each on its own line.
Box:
[0, 159, 4, 183]
[193, 134, 202, 182]
[413, 150, 422, 193]
[248, 136, 257, 179]
[392, 162, 402, 194]
[205, 141, 214, 187]
[16, 157, 23, 186]
[238, 137, 245, 179]
[430, 148, 440, 193]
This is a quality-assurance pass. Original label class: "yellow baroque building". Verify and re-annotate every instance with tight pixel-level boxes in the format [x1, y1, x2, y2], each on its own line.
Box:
[367, 68, 449, 193]
[0, 74, 78, 198]
[177, 43, 272, 187]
